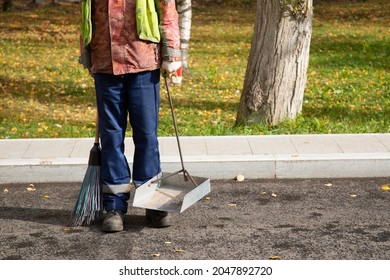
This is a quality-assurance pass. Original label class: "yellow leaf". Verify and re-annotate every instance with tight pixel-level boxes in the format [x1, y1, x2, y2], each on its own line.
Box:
[27, 187, 36, 192]
[164, 241, 172, 244]
[324, 183, 333, 187]
[381, 184, 390, 191]
[174, 249, 185, 253]
[63, 227, 72, 232]
[205, 196, 211, 200]
[3, 188, 9, 193]
[152, 253, 161, 257]
[269, 256, 282, 260]
[261, 191, 267, 195]
[228, 203, 237, 207]
[349, 194, 357, 198]
[271, 193, 277, 198]
[43, 195, 49, 199]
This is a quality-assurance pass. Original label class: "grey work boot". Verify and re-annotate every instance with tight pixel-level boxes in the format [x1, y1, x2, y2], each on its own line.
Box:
[102, 210, 124, 233]
[145, 209, 173, 228]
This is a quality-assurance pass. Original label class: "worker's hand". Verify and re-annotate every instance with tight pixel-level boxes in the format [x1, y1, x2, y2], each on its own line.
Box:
[162, 61, 182, 84]
[161, 61, 181, 73]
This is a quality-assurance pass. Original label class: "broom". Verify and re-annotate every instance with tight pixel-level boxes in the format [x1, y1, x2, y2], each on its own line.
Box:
[69, 116, 102, 226]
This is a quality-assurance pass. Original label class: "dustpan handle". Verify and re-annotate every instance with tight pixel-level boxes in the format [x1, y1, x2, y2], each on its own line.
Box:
[163, 74, 186, 172]
[161, 73, 198, 188]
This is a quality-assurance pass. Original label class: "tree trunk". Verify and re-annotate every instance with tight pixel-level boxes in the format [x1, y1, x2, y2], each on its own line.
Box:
[3, 0, 13, 12]
[236, 0, 313, 125]
[175, 0, 192, 71]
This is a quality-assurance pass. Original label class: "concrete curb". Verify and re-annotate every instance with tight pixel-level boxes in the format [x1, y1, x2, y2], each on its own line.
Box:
[1, 134, 390, 183]
[1, 152, 390, 184]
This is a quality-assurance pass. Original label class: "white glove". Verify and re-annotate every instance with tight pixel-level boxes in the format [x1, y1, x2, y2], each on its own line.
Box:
[161, 61, 182, 73]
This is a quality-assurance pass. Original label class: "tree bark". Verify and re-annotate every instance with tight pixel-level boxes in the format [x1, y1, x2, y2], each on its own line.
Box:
[236, 0, 313, 125]
[175, 0, 192, 71]
[3, 0, 13, 12]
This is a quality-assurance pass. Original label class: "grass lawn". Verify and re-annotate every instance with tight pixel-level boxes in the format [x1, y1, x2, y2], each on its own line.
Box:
[0, 0, 389, 138]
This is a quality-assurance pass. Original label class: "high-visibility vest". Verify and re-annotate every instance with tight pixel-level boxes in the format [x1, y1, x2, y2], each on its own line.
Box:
[81, 0, 161, 46]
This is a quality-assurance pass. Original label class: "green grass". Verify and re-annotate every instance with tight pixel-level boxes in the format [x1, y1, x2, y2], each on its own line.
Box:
[0, 0, 389, 138]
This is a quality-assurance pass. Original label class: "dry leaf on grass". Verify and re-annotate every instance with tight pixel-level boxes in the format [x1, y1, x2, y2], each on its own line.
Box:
[227, 203, 237, 207]
[271, 193, 278, 198]
[324, 183, 333, 187]
[349, 194, 357, 198]
[269, 256, 282, 260]
[152, 253, 161, 257]
[204, 196, 211, 200]
[43, 195, 49, 199]
[3, 188, 9, 193]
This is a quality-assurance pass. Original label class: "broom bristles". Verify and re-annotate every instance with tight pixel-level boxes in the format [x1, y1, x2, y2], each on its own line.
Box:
[70, 165, 102, 226]
[69, 144, 102, 227]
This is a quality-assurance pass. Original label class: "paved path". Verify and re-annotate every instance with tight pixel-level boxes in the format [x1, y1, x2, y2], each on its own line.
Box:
[1, 134, 390, 183]
[1, 178, 389, 260]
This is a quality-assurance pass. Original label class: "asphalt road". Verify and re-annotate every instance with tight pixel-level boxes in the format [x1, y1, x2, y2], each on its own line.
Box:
[0, 177, 389, 260]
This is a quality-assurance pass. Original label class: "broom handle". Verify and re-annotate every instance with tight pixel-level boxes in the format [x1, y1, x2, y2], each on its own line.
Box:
[94, 111, 100, 144]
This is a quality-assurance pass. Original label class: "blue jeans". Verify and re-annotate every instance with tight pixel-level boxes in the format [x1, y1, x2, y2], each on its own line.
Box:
[94, 70, 161, 213]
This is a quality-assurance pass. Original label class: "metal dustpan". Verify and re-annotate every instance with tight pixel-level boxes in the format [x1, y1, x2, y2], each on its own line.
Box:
[133, 172, 210, 212]
[133, 75, 211, 213]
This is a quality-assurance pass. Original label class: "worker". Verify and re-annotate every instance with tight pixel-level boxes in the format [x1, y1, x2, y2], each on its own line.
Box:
[79, 0, 182, 232]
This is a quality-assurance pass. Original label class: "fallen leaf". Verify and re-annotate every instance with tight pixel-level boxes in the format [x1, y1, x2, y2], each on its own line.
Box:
[269, 256, 282, 260]
[261, 191, 267, 195]
[43, 195, 49, 199]
[27, 183, 36, 191]
[236, 174, 245, 182]
[381, 184, 390, 191]
[174, 249, 185, 253]
[324, 183, 333, 187]
[164, 241, 172, 244]
[3, 188, 9, 193]
[205, 196, 211, 200]
[228, 203, 237, 207]
[63, 227, 72, 232]
[152, 253, 161, 257]
[349, 194, 357, 198]
[271, 193, 277, 198]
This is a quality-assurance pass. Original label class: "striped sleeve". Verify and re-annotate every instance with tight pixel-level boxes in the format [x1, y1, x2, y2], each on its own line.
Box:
[157, 0, 181, 62]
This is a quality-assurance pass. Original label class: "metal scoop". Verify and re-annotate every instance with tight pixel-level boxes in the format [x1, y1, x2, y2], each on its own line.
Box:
[132, 74, 211, 213]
